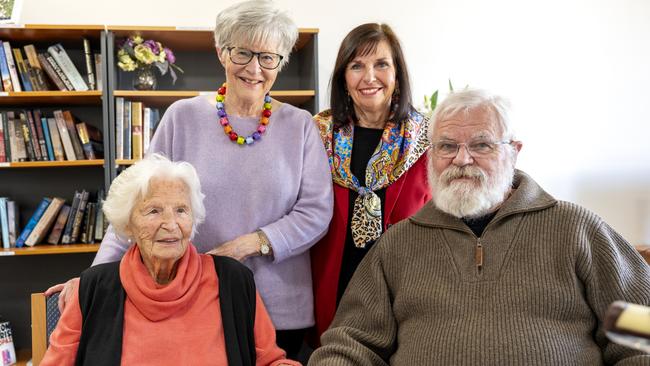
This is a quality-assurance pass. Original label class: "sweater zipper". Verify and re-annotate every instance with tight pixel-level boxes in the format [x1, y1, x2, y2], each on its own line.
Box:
[475, 238, 483, 272]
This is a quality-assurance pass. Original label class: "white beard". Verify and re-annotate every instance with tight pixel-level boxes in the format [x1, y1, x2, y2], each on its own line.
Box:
[428, 156, 515, 219]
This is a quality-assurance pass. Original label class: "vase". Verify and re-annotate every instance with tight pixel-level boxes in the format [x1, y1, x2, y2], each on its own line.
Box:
[132, 66, 157, 90]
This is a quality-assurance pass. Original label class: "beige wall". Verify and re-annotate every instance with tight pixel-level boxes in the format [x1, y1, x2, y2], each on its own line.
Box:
[19, 0, 650, 244]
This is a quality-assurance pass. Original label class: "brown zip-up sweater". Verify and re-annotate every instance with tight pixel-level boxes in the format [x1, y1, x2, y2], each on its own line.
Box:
[310, 170, 650, 366]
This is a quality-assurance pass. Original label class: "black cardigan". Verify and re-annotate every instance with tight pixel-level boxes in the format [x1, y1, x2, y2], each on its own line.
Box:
[75, 255, 257, 366]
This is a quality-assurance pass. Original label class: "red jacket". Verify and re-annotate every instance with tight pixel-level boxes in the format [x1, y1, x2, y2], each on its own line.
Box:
[310, 152, 432, 342]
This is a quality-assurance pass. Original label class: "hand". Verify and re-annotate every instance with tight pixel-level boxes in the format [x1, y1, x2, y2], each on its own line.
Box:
[206, 233, 260, 262]
[44, 277, 80, 313]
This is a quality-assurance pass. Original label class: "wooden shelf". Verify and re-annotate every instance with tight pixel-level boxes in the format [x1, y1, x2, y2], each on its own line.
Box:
[113, 90, 315, 107]
[0, 244, 100, 256]
[106, 26, 317, 52]
[0, 159, 104, 168]
[0, 24, 104, 43]
[0, 90, 103, 106]
[116, 159, 137, 166]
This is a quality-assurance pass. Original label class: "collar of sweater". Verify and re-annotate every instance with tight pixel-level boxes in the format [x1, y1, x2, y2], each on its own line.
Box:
[410, 169, 557, 232]
[119, 243, 203, 322]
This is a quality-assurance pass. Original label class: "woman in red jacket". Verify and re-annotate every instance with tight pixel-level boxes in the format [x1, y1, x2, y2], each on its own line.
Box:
[311, 23, 431, 342]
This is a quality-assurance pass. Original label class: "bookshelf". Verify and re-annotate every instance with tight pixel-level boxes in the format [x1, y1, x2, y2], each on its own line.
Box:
[0, 24, 320, 358]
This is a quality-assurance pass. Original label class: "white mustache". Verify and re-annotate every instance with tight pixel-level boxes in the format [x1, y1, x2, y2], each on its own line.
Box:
[440, 165, 486, 185]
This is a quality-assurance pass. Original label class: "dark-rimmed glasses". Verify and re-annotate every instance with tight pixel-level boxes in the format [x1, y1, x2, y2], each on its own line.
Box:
[432, 139, 513, 158]
[226, 47, 284, 70]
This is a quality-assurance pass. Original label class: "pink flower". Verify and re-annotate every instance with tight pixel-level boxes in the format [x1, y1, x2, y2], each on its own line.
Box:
[164, 48, 176, 64]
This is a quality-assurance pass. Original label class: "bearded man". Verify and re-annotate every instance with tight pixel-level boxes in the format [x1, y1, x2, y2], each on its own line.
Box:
[309, 89, 650, 366]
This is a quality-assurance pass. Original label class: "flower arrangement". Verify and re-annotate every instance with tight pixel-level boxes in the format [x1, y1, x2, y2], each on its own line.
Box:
[117, 35, 183, 84]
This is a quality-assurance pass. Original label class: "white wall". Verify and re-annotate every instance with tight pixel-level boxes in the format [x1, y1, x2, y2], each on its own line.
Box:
[20, 0, 650, 244]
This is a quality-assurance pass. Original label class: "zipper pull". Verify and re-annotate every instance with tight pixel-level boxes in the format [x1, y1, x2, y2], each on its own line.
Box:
[475, 239, 483, 271]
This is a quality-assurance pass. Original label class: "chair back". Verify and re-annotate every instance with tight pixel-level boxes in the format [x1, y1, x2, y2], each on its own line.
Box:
[31, 292, 60, 366]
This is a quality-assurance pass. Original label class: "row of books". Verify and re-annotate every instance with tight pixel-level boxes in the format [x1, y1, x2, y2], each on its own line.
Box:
[115, 97, 161, 160]
[0, 190, 106, 249]
[0, 109, 103, 163]
[0, 39, 101, 92]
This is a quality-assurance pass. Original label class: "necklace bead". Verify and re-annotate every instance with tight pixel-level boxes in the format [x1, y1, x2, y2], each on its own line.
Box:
[215, 82, 272, 146]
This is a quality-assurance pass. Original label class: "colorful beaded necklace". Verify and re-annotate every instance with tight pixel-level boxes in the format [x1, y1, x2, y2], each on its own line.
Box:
[215, 83, 272, 145]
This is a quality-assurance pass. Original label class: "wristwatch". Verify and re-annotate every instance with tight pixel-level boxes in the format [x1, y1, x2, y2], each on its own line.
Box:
[256, 230, 272, 256]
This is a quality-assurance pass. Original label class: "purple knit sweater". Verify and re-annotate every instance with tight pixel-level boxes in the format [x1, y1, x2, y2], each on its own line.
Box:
[93, 96, 333, 329]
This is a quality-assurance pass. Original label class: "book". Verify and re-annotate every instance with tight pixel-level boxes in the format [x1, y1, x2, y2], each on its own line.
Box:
[3, 42, 21, 92]
[47, 117, 65, 161]
[0, 41, 12, 92]
[25, 197, 64, 246]
[61, 191, 81, 244]
[70, 190, 89, 243]
[94, 53, 102, 91]
[143, 107, 151, 154]
[123, 100, 132, 160]
[15, 197, 51, 248]
[53, 110, 76, 160]
[41, 117, 54, 160]
[47, 204, 70, 245]
[82, 38, 96, 90]
[62, 111, 85, 160]
[131, 101, 143, 160]
[115, 97, 124, 160]
[0, 116, 5, 163]
[75, 122, 103, 159]
[0, 198, 9, 249]
[8, 114, 27, 162]
[0, 320, 17, 366]
[25, 58, 41, 91]
[81, 202, 95, 244]
[44, 53, 74, 91]
[12, 48, 33, 91]
[94, 190, 105, 241]
[29, 110, 48, 160]
[6, 200, 18, 247]
[38, 53, 67, 91]
[18, 113, 36, 161]
[47, 44, 88, 91]
[1, 113, 10, 162]
[23, 45, 50, 91]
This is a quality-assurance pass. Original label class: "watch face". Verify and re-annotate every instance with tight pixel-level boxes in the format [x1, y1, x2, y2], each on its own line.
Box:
[261, 244, 270, 255]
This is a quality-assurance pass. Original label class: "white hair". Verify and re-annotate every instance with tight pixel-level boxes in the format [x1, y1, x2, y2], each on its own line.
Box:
[102, 153, 206, 239]
[213, 0, 298, 70]
[428, 88, 516, 144]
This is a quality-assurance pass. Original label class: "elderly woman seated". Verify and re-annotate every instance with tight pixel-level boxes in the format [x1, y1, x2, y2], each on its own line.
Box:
[41, 154, 299, 366]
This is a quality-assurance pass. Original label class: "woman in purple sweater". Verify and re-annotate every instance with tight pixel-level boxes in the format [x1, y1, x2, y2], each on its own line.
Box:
[46, 0, 333, 359]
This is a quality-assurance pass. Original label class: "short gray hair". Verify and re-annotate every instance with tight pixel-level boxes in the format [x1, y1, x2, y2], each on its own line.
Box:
[429, 89, 516, 142]
[102, 153, 206, 240]
[213, 0, 298, 69]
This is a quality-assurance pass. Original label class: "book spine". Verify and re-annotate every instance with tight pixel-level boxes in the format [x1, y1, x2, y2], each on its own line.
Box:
[25, 197, 64, 246]
[41, 117, 55, 160]
[94, 191, 104, 241]
[38, 53, 67, 91]
[62, 111, 85, 159]
[47, 117, 65, 161]
[45, 54, 74, 91]
[83, 38, 96, 90]
[7, 200, 18, 247]
[143, 107, 151, 154]
[115, 97, 124, 160]
[47, 44, 88, 91]
[47, 204, 70, 244]
[13, 49, 33, 91]
[25, 59, 41, 91]
[123, 100, 131, 160]
[53, 110, 76, 161]
[61, 191, 81, 244]
[70, 190, 89, 243]
[131, 102, 143, 160]
[24, 45, 49, 91]
[15, 198, 52, 248]
[2, 112, 9, 162]
[10, 115, 27, 162]
[3, 42, 21, 92]
[94, 53, 102, 91]
[0, 41, 12, 92]
[24, 111, 42, 160]
[0, 119, 5, 163]
[75, 122, 95, 159]
[0, 198, 9, 249]
[19, 114, 36, 161]
[31, 110, 49, 160]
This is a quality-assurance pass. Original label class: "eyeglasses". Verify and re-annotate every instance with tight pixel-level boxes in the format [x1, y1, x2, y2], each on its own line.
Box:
[432, 139, 513, 158]
[226, 47, 284, 70]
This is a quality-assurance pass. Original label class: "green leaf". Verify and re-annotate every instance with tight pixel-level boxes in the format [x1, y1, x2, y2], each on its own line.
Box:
[430, 90, 438, 111]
